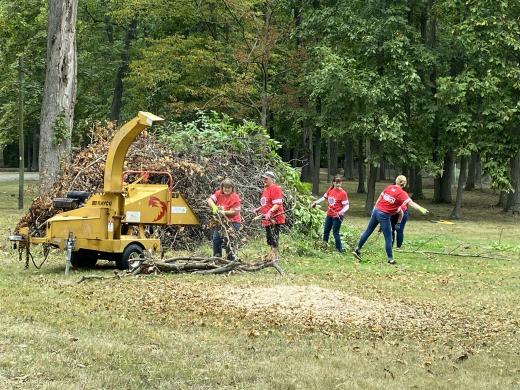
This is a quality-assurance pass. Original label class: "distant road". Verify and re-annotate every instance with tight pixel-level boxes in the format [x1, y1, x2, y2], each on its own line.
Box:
[0, 172, 39, 182]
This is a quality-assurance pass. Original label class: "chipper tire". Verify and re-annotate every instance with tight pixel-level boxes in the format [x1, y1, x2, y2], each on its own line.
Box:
[117, 244, 144, 270]
[70, 250, 98, 269]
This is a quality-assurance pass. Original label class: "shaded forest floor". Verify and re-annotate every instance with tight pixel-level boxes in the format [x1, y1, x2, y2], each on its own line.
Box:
[1, 179, 519, 389]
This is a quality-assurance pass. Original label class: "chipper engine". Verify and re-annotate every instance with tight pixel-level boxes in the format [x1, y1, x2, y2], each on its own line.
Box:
[10, 112, 199, 273]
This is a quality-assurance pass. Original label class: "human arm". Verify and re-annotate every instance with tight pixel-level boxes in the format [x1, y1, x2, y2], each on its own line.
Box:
[207, 196, 219, 214]
[311, 196, 326, 208]
[408, 200, 429, 215]
[338, 201, 349, 217]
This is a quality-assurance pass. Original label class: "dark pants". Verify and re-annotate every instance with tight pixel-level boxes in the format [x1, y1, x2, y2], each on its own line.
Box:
[265, 224, 281, 248]
[323, 216, 343, 251]
[213, 222, 241, 260]
[356, 208, 393, 260]
[391, 209, 409, 248]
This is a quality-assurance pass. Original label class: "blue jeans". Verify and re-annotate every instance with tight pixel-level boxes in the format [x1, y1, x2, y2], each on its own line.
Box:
[356, 208, 393, 260]
[391, 209, 409, 248]
[323, 216, 343, 251]
[213, 222, 241, 259]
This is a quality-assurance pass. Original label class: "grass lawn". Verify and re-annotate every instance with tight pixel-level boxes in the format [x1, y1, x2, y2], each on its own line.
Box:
[1, 179, 519, 389]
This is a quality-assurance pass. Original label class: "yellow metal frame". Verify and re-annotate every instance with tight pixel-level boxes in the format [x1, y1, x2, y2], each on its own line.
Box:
[24, 112, 199, 259]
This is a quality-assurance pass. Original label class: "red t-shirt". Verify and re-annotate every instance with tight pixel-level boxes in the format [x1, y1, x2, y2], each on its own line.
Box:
[324, 187, 349, 217]
[259, 184, 285, 226]
[210, 190, 241, 223]
[376, 184, 411, 214]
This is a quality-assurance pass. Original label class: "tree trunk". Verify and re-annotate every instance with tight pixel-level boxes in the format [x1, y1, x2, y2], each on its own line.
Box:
[300, 121, 313, 182]
[504, 151, 520, 214]
[327, 138, 338, 180]
[407, 166, 416, 195]
[475, 154, 482, 188]
[343, 136, 354, 180]
[31, 130, 39, 171]
[39, 0, 78, 193]
[434, 151, 453, 203]
[312, 126, 322, 195]
[412, 166, 424, 199]
[441, 151, 454, 203]
[259, 4, 272, 128]
[357, 137, 365, 193]
[110, 18, 137, 122]
[497, 191, 507, 208]
[365, 139, 380, 215]
[450, 157, 468, 219]
[379, 159, 385, 181]
[0, 148, 4, 167]
[465, 151, 478, 191]
[327, 138, 332, 182]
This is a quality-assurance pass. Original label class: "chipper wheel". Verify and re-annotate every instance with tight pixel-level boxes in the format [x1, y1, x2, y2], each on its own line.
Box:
[70, 249, 98, 269]
[116, 244, 144, 270]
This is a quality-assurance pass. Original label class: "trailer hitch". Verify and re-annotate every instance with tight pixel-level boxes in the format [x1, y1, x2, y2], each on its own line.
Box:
[65, 232, 76, 275]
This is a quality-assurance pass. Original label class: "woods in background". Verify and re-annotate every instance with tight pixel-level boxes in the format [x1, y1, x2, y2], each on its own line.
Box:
[0, 0, 519, 215]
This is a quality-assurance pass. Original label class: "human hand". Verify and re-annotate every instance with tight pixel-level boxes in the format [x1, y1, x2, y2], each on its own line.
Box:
[211, 205, 218, 215]
[395, 223, 401, 231]
[254, 207, 261, 214]
[418, 206, 429, 215]
[264, 210, 272, 220]
[311, 201, 317, 208]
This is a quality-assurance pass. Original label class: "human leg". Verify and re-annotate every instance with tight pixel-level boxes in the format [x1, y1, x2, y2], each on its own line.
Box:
[323, 216, 333, 243]
[332, 217, 343, 251]
[378, 212, 394, 263]
[356, 209, 380, 250]
[212, 229, 223, 257]
[396, 210, 408, 248]
[390, 214, 398, 247]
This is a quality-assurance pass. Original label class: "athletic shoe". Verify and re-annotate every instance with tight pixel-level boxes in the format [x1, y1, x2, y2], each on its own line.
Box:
[352, 249, 362, 261]
[395, 247, 402, 252]
[387, 258, 396, 265]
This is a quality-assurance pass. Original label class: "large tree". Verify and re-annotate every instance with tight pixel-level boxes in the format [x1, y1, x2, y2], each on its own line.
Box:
[39, 0, 78, 193]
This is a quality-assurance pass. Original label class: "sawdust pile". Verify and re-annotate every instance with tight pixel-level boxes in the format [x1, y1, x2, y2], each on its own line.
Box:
[219, 285, 431, 329]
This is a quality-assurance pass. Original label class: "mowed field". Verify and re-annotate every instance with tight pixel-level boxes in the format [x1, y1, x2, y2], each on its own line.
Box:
[1, 178, 519, 389]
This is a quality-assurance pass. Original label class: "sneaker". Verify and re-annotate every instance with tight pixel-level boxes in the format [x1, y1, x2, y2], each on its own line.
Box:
[387, 258, 396, 265]
[352, 249, 362, 261]
[337, 248, 346, 253]
[395, 247, 402, 252]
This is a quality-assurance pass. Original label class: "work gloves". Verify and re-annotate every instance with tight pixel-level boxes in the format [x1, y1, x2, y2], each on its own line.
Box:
[418, 206, 429, 215]
[211, 204, 219, 215]
[264, 210, 273, 220]
[394, 223, 401, 231]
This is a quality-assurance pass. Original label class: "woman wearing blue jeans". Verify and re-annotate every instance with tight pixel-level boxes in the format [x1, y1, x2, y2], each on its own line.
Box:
[312, 176, 349, 252]
[391, 206, 409, 249]
[352, 175, 429, 265]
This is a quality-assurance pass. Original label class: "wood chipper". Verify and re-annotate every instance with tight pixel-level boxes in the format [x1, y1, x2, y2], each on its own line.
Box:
[10, 112, 199, 273]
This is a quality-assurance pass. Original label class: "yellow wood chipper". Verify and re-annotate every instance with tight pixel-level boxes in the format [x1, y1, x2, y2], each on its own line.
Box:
[10, 112, 199, 273]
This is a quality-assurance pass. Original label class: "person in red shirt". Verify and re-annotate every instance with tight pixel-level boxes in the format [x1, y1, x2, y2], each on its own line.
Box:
[352, 175, 429, 265]
[207, 178, 241, 260]
[256, 171, 285, 260]
[311, 175, 349, 252]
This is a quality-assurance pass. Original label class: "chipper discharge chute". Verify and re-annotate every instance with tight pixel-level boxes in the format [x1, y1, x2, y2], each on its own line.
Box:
[10, 112, 199, 273]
